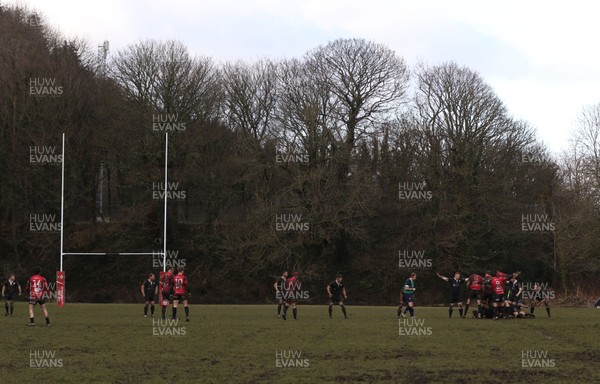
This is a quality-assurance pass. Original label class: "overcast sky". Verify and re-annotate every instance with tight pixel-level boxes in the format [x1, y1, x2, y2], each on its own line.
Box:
[11, 0, 600, 155]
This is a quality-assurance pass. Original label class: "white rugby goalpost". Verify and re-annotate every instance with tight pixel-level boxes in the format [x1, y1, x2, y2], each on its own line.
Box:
[57, 132, 170, 306]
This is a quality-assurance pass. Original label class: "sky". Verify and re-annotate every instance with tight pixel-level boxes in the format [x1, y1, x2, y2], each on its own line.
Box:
[9, 0, 600, 155]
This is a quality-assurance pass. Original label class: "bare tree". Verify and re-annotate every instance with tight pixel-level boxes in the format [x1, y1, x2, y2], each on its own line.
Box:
[571, 103, 600, 200]
[222, 59, 279, 148]
[277, 58, 337, 164]
[305, 38, 410, 174]
[414, 62, 545, 268]
[552, 104, 600, 291]
[111, 40, 221, 122]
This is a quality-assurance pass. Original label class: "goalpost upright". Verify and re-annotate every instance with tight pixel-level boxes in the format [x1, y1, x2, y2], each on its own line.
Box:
[57, 132, 170, 306]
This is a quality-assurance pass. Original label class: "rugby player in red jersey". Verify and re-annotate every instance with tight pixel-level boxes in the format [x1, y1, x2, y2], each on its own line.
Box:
[490, 274, 507, 319]
[464, 272, 484, 316]
[160, 266, 174, 320]
[26, 266, 50, 327]
[497, 271, 521, 316]
[171, 267, 190, 322]
[282, 271, 299, 320]
[490, 271, 520, 319]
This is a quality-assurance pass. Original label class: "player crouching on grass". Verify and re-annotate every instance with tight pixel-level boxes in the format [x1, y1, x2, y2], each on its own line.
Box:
[436, 272, 467, 318]
[473, 301, 494, 319]
[171, 267, 191, 322]
[327, 274, 347, 319]
[141, 273, 158, 318]
[26, 266, 50, 327]
[3, 272, 21, 316]
[399, 272, 416, 318]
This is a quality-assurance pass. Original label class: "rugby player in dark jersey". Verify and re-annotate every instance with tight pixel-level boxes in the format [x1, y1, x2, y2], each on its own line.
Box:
[504, 278, 535, 320]
[481, 272, 494, 309]
[400, 273, 417, 318]
[530, 282, 551, 317]
[327, 274, 347, 319]
[140, 273, 158, 318]
[273, 271, 288, 319]
[3, 272, 21, 316]
[396, 291, 405, 319]
[505, 275, 523, 316]
[436, 272, 467, 318]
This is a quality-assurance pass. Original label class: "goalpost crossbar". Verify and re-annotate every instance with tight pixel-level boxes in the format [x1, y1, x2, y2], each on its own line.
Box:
[61, 252, 164, 256]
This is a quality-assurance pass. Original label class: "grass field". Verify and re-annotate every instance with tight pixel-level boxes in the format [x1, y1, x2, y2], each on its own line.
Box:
[1, 303, 598, 383]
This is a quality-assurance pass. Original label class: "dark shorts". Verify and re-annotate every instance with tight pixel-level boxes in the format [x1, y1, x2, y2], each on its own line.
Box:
[4, 294, 15, 301]
[276, 292, 285, 304]
[493, 293, 504, 303]
[482, 292, 493, 302]
[29, 298, 46, 305]
[450, 295, 462, 304]
[469, 290, 482, 300]
[329, 296, 343, 305]
[172, 294, 188, 301]
[403, 293, 414, 304]
[144, 293, 156, 302]
[507, 293, 521, 303]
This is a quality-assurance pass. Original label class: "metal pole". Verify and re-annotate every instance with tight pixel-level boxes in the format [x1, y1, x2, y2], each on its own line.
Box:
[163, 132, 168, 272]
[60, 133, 65, 271]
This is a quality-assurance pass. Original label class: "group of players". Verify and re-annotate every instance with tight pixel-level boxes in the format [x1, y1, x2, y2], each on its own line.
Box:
[272, 269, 552, 321]
[429, 270, 551, 320]
[1, 265, 192, 326]
[3, 267, 553, 324]
[2, 267, 52, 326]
[140, 266, 190, 321]
[273, 271, 348, 320]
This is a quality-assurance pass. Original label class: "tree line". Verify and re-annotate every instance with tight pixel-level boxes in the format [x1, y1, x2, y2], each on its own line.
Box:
[1, 5, 598, 305]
